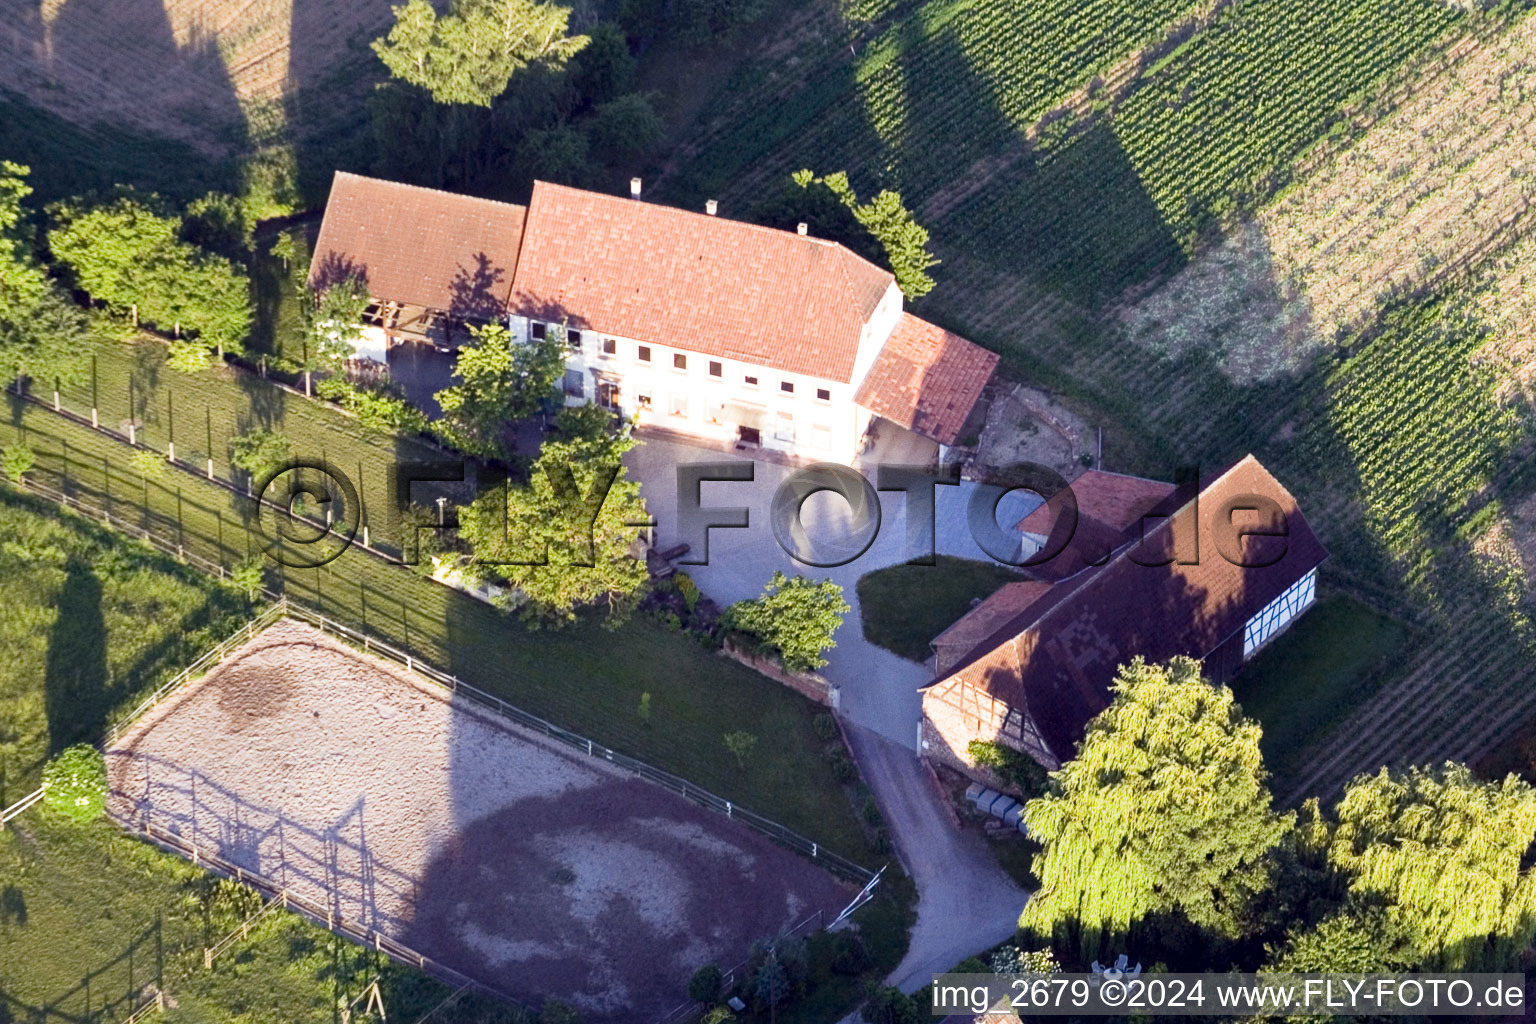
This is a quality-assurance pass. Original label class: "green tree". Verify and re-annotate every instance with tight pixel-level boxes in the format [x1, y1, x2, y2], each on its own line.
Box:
[230, 428, 293, 483]
[372, 0, 588, 107]
[182, 191, 252, 261]
[1327, 763, 1536, 969]
[723, 572, 849, 673]
[675, 0, 765, 40]
[41, 744, 107, 823]
[517, 123, 592, 186]
[688, 963, 722, 1005]
[48, 193, 251, 357]
[230, 554, 266, 601]
[0, 163, 88, 389]
[308, 274, 371, 370]
[268, 232, 299, 270]
[586, 93, 663, 163]
[1266, 901, 1411, 974]
[0, 441, 35, 485]
[571, 22, 634, 105]
[751, 950, 788, 1019]
[1022, 657, 1291, 956]
[723, 730, 757, 769]
[552, 403, 614, 442]
[862, 986, 919, 1024]
[457, 424, 650, 625]
[794, 170, 939, 298]
[434, 322, 563, 456]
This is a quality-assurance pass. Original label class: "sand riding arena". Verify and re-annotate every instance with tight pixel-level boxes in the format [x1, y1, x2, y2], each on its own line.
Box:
[106, 619, 854, 1020]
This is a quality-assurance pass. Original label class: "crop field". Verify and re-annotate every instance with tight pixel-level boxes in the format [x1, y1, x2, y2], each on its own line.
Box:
[1123, 15, 1536, 382]
[0, 402, 880, 863]
[109, 618, 852, 1020]
[0, 0, 391, 204]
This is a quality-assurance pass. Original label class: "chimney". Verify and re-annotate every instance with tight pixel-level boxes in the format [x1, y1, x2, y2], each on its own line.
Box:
[629, 177, 642, 200]
[796, 222, 808, 236]
[705, 199, 718, 216]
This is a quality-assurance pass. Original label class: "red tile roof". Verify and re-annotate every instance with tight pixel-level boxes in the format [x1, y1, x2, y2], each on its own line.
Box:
[931, 580, 1050, 673]
[508, 181, 895, 382]
[308, 172, 527, 318]
[924, 455, 1328, 762]
[854, 313, 1000, 444]
[1017, 470, 1176, 537]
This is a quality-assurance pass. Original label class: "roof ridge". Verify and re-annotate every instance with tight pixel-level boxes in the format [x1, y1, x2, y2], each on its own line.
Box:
[333, 170, 528, 214]
[928, 455, 1262, 685]
[529, 179, 894, 284]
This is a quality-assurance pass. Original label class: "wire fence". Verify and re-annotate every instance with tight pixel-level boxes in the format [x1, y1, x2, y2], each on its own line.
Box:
[118, 816, 522, 1009]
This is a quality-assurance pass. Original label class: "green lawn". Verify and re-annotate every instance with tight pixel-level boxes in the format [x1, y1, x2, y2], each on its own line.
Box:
[1229, 593, 1410, 793]
[857, 556, 1022, 663]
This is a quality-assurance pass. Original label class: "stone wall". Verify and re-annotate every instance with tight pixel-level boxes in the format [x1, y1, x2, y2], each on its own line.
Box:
[719, 640, 836, 707]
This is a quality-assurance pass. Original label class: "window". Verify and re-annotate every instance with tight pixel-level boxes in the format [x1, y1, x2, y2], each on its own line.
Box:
[673, 353, 687, 371]
[638, 345, 652, 363]
[637, 394, 652, 409]
[1242, 568, 1317, 658]
[709, 361, 723, 378]
[812, 424, 831, 449]
[669, 393, 688, 417]
[601, 337, 617, 356]
[563, 369, 585, 398]
[744, 374, 759, 387]
[816, 388, 831, 402]
[775, 412, 795, 442]
[568, 329, 583, 349]
[530, 321, 546, 340]
[780, 381, 795, 394]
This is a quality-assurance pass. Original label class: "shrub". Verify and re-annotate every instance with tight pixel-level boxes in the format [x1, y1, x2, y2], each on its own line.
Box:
[638, 691, 652, 724]
[230, 428, 292, 482]
[688, 963, 723, 1005]
[41, 744, 106, 822]
[166, 340, 214, 373]
[967, 739, 1048, 800]
[828, 750, 856, 783]
[230, 554, 265, 601]
[830, 931, 869, 975]
[862, 794, 883, 826]
[863, 985, 920, 1024]
[722, 571, 849, 673]
[128, 448, 165, 480]
[813, 712, 838, 741]
[1, 442, 35, 484]
[724, 730, 757, 769]
[675, 572, 701, 613]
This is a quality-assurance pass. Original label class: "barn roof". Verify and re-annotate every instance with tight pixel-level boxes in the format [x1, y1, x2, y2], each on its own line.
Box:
[854, 313, 1000, 444]
[924, 455, 1328, 762]
[508, 181, 895, 382]
[307, 172, 527, 319]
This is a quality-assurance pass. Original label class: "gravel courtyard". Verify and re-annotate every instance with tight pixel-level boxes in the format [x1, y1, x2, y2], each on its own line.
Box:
[106, 620, 851, 1019]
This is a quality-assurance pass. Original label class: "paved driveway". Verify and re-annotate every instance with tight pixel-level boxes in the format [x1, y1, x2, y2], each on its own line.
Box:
[626, 435, 1038, 995]
[624, 436, 1040, 745]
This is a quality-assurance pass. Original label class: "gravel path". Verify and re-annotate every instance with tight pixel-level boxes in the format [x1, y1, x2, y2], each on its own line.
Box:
[107, 620, 851, 1021]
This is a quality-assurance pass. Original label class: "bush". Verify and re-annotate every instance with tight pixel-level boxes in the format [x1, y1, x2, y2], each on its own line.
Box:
[967, 739, 1048, 799]
[1, 442, 35, 484]
[862, 794, 883, 826]
[863, 985, 920, 1024]
[41, 744, 107, 822]
[688, 963, 723, 1005]
[827, 750, 857, 783]
[675, 573, 701, 613]
[230, 554, 265, 601]
[830, 931, 869, 975]
[813, 712, 838, 741]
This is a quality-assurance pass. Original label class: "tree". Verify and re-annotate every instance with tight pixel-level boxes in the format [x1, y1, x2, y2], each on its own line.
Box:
[862, 986, 919, 1024]
[1326, 763, 1536, 969]
[307, 274, 371, 370]
[456, 424, 650, 625]
[571, 22, 634, 106]
[792, 170, 939, 299]
[41, 744, 107, 823]
[1, 441, 35, 485]
[434, 322, 563, 457]
[182, 191, 251, 261]
[751, 950, 788, 1020]
[675, 0, 765, 41]
[268, 232, 299, 270]
[723, 730, 757, 769]
[552, 403, 614, 443]
[586, 93, 663, 164]
[1021, 657, 1292, 956]
[230, 555, 266, 601]
[48, 193, 251, 357]
[230, 428, 293, 483]
[372, 0, 588, 107]
[722, 572, 849, 673]
[1266, 901, 1412, 974]
[688, 963, 723, 1005]
[516, 123, 592, 186]
[0, 163, 88, 389]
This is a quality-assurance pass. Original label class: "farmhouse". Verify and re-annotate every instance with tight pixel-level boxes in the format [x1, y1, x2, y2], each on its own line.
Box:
[309, 172, 999, 464]
[921, 455, 1328, 774]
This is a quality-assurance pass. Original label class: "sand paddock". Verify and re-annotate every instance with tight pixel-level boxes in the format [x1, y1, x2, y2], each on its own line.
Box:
[107, 620, 850, 1019]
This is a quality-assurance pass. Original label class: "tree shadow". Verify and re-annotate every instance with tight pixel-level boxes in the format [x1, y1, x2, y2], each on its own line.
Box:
[43, 559, 107, 754]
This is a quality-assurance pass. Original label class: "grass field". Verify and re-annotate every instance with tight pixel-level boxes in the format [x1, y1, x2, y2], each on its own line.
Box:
[1228, 595, 1410, 791]
[856, 557, 1022, 662]
[0, 404, 881, 864]
[0, 491, 526, 1024]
